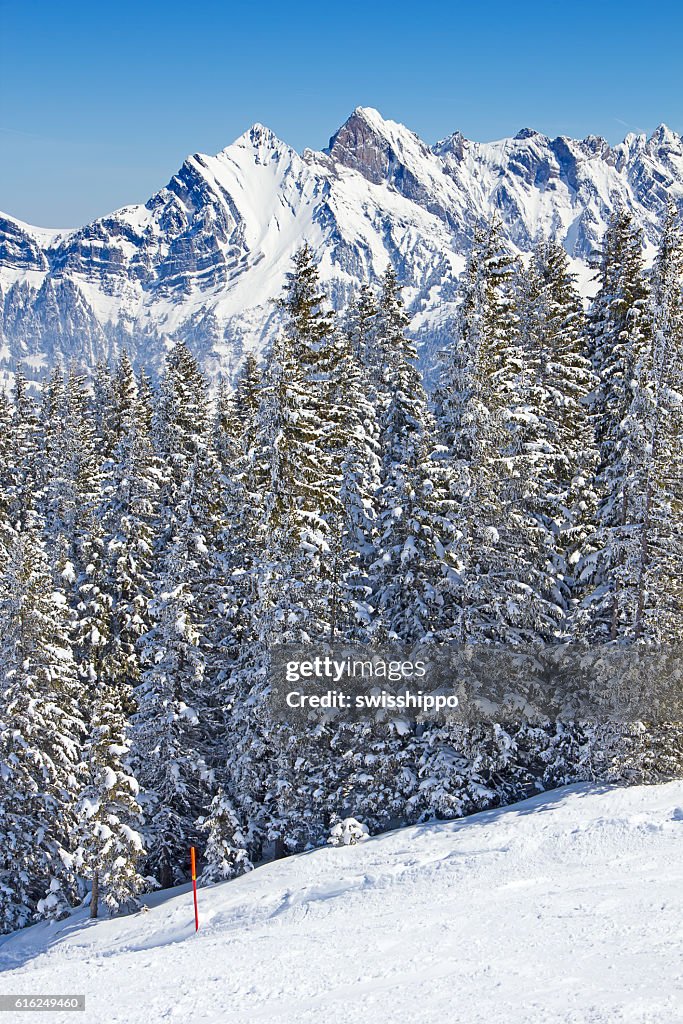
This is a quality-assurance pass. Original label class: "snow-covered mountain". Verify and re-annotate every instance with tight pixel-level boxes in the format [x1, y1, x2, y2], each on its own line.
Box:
[2, 107, 683, 383]
[2, 782, 682, 1023]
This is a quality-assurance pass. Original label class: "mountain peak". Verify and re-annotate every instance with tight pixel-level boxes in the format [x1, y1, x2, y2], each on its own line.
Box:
[432, 131, 468, 160]
[213, 122, 295, 170]
[232, 122, 281, 148]
[326, 108, 396, 183]
[325, 106, 429, 185]
[649, 123, 680, 148]
[351, 106, 389, 129]
[514, 127, 545, 141]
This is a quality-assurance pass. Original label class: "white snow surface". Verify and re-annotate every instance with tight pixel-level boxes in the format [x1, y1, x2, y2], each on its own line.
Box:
[1, 781, 682, 1023]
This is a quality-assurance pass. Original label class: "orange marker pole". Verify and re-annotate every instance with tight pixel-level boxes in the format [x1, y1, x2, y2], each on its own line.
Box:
[190, 846, 199, 932]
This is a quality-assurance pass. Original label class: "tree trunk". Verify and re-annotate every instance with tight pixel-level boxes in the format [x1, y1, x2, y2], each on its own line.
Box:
[159, 854, 173, 890]
[611, 488, 630, 640]
[329, 550, 338, 642]
[90, 871, 99, 919]
[634, 477, 653, 639]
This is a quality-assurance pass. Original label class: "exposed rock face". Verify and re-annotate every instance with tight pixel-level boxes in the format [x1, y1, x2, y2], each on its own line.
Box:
[2, 107, 683, 385]
[327, 108, 396, 184]
[0, 216, 49, 273]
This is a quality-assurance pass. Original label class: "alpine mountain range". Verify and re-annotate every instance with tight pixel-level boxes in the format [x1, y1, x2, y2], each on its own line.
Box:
[2, 105, 683, 384]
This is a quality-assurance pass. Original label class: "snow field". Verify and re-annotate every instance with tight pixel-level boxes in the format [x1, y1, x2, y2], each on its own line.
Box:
[2, 782, 682, 1024]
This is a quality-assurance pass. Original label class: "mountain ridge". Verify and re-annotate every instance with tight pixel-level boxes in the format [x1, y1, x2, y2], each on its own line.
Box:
[2, 107, 683, 385]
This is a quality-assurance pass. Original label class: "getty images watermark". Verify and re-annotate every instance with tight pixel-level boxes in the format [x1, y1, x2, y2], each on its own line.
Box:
[280, 653, 458, 715]
[268, 644, 683, 725]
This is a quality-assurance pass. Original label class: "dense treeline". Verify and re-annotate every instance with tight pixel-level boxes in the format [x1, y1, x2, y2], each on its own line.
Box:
[1, 209, 682, 931]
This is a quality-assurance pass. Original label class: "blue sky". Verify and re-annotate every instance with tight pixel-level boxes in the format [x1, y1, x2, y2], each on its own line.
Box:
[2, 0, 682, 226]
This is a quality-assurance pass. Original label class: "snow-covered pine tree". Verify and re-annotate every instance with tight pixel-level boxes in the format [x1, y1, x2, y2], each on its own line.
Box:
[334, 329, 382, 639]
[213, 377, 239, 474]
[8, 366, 40, 530]
[630, 203, 683, 643]
[437, 219, 561, 643]
[99, 353, 161, 696]
[134, 502, 213, 888]
[514, 240, 597, 633]
[370, 266, 457, 642]
[136, 366, 155, 434]
[0, 388, 16, 559]
[91, 359, 118, 461]
[75, 680, 146, 918]
[345, 283, 379, 364]
[225, 247, 362, 858]
[582, 207, 683, 780]
[212, 355, 265, 645]
[150, 341, 226, 656]
[587, 211, 651, 448]
[253, 243, 342, 644]
[303, 270, 456, 844]
[492, 244, 601, 783]
[35, 365, 101, 594]
[436, 223, 513, 642]
[341, 281, 386, 621]
[134, 342, 223, 888]
[198, 788, 253, 884]
[35, 366, 72, 575]
[71, 399, 148, 917]
[0, 524, 84, 931]
[211, 375, 263, 699]
[230, 354, 268, 508]
[42, 368, 113, 829]
[430, 225, 579, 806]
[152, 341, 214, 498]
[217, 354, 262, 466]
[579, 211, 654, 640]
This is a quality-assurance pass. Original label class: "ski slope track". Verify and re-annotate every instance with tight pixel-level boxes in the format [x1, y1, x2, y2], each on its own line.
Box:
[1, 782, 682, 1023]
[2, 109, 683, 384]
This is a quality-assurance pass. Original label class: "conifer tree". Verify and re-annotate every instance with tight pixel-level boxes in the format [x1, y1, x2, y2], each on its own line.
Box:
[134, 343, 223, 887]
[91, 359, 118, 460]
[230, 354, 262, 454]
[36, 365, 101, 588]
[134, 510, 212, 888]
[371, 266, 456, 642]
[631, 205, 683, 641]
[253, 244, 342, 643]
[99, 353, 160, 694]
[0, 388, 16, 559]
[580, 212, 654, 640]
[335, 332, 382, 638]
[437, 220, 560, 642]
[75, 682, 146, 918]
[0, 525, 84, 931]
[226, 248, 356, 856]
[514, 240, 597, 631]
[346, 283, 379, 364]
[8, 367, 40, 529]
[198, 789, 253, 884]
